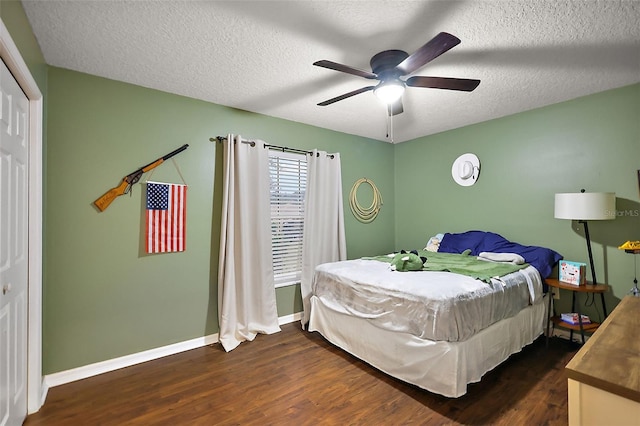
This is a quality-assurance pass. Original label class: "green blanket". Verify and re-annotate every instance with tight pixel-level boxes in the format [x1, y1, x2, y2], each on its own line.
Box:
[367, 250, 529, 283]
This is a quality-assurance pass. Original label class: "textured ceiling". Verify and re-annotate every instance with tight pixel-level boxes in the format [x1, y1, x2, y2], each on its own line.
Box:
[21, 0, 640, 143]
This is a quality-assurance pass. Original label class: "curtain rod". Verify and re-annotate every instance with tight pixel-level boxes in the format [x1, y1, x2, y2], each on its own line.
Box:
[211, 136, 334, 158]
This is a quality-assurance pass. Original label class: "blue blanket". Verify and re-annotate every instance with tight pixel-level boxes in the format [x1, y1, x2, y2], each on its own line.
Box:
[438, 230, 563, 278]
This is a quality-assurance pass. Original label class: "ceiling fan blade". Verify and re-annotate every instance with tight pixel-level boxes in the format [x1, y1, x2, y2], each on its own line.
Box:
[317, 86, 375, 106]
[406, 76, 481, 92]
[388, 99, 403, 116]
[313, 60, 378, 80]
[396, 32, 461, 75]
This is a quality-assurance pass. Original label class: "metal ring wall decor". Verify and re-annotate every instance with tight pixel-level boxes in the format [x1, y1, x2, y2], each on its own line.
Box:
[349, 178, 383, 223]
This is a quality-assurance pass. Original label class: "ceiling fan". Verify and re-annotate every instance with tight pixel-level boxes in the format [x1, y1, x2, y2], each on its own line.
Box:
[314, 32, 480, 116]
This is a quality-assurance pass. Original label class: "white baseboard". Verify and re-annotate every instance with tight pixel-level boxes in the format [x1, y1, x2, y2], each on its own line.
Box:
[278, 311, 303, 325]
[44, 312, 303, 389]
[45, 333, 220, 389]
[29, 379, 49, 415]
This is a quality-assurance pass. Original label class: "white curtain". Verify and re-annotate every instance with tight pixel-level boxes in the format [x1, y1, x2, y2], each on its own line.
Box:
[218, 134, 280, 352]
[301, 150, 347, 327]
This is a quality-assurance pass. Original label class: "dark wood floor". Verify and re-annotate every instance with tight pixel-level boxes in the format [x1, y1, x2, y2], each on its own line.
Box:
[26, 324, 578, 425]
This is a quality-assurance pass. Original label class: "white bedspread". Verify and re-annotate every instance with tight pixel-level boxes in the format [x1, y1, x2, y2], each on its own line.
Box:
[312, 259, 543, 342]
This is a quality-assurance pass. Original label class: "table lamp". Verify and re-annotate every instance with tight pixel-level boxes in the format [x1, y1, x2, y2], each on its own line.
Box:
[554, 190, 616, 285]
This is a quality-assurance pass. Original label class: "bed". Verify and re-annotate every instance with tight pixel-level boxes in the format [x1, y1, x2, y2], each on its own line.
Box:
[307, 231, 563, 397]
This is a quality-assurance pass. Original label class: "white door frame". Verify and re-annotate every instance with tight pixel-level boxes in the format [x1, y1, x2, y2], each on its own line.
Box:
[0, 19, 44, 413]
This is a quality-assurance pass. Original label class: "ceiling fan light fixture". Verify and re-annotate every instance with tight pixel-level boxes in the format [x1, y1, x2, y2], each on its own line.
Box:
[374, 80, 405, 104]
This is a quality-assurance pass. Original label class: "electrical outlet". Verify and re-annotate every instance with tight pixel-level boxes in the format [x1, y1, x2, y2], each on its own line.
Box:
[553, 289, 560, 300]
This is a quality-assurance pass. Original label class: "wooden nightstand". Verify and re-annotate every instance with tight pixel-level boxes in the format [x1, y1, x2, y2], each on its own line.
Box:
[545, 278, 609, 345]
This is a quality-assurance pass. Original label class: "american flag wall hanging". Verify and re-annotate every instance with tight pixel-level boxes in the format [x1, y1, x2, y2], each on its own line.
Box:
[146, 182, 187, 254]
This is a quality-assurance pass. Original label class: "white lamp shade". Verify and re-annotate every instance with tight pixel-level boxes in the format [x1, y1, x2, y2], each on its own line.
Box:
[554, 192, 616, 220]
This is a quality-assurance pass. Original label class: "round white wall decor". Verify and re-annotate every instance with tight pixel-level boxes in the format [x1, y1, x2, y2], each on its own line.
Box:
[452, 153, 480, 186]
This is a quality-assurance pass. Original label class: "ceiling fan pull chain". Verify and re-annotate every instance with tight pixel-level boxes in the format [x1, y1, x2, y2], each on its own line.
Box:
[386, 115, 389, 140]
[387, 105, 394, 142]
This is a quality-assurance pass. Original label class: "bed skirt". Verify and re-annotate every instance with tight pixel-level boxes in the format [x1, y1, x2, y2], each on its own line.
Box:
[308, 294, 547, 398]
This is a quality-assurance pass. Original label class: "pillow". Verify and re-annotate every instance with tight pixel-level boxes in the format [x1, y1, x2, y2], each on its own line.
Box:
[439, 230, 563, 278]
[478, 252, 525, 264]
[424, 233, 444, 252]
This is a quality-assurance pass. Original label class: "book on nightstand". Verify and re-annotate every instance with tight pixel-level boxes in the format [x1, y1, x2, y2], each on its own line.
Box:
[561, 313, 591, 325]
[559, 260, 587, 285]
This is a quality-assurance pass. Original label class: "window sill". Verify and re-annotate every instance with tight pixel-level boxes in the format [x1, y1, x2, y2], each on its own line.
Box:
[275, 281, 300, 289]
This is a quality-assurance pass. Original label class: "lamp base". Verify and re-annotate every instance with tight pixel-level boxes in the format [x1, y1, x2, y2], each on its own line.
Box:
[630, 279, 640, 297]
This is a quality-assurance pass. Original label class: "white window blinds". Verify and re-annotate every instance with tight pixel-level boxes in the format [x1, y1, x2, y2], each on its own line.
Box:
[269, 150, 307, 287]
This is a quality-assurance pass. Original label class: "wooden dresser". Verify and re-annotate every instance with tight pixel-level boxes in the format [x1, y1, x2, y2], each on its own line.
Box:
[565, 296, 640, 425]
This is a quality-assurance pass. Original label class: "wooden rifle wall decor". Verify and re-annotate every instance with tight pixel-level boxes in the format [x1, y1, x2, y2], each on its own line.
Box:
[94, 144, 188, 211]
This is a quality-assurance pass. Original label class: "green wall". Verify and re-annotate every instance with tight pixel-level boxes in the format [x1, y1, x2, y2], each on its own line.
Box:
[44, 67, 395, 374]
[395, 83, 640, 317]
[1, 0, 47, 88]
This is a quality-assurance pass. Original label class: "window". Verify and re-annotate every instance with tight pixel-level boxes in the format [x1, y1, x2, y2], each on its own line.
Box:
[269, 150, 307, 288]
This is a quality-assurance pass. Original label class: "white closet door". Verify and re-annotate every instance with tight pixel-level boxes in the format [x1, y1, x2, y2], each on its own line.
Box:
[0, 57, 29, 426]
